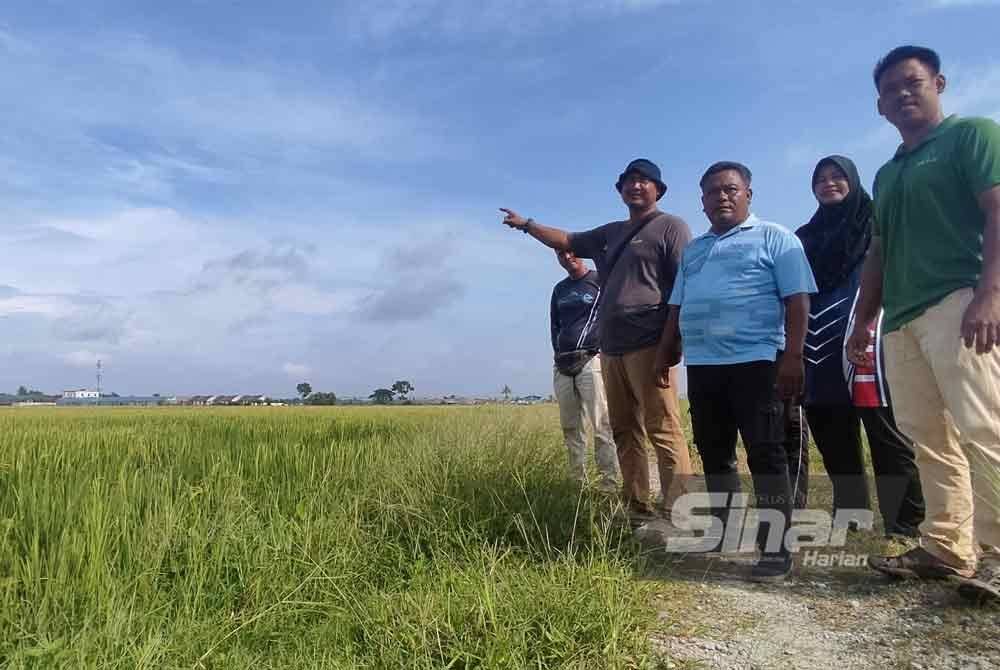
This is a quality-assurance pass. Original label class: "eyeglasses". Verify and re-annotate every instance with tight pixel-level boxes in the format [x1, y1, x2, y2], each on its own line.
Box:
[702, 184, 744, 198]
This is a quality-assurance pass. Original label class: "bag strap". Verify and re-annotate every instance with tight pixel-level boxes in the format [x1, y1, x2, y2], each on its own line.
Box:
[602, 211, 662, 278]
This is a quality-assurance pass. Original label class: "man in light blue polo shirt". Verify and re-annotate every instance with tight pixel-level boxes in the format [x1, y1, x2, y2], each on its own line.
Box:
[657, 161, 817, 582]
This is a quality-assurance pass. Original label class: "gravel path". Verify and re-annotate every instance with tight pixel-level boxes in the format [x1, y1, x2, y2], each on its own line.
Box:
[636, 522, 1000, 670]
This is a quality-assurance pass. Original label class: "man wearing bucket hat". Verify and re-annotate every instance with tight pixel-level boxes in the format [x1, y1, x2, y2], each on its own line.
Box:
[501, 158, 694, 523]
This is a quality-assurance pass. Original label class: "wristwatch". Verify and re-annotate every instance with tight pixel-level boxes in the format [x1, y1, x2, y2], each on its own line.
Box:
[523, 218, 534, 234]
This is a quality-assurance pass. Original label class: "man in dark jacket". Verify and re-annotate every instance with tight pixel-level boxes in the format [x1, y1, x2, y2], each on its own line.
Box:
[550, 249, 618, 490]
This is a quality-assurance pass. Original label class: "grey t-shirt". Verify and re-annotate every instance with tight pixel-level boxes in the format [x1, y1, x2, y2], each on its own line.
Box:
[569, 211, 692, 355]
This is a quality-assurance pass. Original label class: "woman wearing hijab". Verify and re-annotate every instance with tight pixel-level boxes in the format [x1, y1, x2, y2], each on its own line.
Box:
[796, 155, 924, 538]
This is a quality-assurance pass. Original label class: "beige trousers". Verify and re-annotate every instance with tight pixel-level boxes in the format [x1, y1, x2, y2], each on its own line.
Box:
[553, 356, 618, 486]
[601, 345, 692, 510]
[884, 288, 1000, 569]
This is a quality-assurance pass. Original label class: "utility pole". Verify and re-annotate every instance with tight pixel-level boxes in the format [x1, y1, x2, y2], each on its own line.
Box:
[96, 359, 102, 396]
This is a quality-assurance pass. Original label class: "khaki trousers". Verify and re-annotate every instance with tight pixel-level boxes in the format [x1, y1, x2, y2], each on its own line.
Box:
[601, 345, 692, 510]
[553, 356, 619, 486]
[884, 288, 1000, 569]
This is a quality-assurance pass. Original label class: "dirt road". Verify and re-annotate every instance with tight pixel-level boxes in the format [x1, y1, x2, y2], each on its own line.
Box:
[637, 522, 1000, 670]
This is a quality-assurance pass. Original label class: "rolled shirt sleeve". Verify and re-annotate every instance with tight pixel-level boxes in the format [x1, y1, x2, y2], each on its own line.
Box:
[569, 226, 608, 260]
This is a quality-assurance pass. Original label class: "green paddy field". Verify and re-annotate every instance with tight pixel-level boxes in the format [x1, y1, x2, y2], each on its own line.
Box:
[0, 406, 660, 669]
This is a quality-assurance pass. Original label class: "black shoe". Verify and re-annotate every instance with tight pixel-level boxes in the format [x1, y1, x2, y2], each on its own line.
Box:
[750, 555, 793, 583]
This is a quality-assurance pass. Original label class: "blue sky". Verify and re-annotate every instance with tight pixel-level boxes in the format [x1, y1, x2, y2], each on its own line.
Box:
[2, 0, 999, 398]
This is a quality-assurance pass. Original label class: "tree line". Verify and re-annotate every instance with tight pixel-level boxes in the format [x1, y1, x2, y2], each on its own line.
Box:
[295, 380, 415, 405]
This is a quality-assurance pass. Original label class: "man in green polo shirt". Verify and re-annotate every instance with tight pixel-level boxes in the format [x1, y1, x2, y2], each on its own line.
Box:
[847, 45, 1000, 604]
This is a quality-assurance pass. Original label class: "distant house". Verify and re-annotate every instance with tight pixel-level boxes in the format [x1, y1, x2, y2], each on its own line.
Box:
[231, 395, 269, 406]
[56, 395, 163, 407]
[441, 395, 476, 406]
[1, 393, 59, 406]
[175, 394, 270, 406]
[63, 389, 100, 399]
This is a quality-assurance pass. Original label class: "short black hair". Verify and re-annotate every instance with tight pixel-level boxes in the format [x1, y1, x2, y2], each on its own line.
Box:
[873, 45, 941, 90]
[699, 161, 752, 189]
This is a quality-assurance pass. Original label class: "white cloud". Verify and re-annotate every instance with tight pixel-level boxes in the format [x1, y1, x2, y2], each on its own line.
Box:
[44, 207, 201, 247]
[61, 350, 109, 368]
[0, 218, 363, 368]
[846, 124, 901, 155]
[787, 60, 1000, 165]
[946, 62, 1000, 115]
[0, 207, 244, 296]
[783, 142, 829, 169]
[0, 293, 76, 318]
[282, 362, 311, 378]
[107, 36, 434, 159]
[0, 27, 441, 217]
[269, 285, 354, 316]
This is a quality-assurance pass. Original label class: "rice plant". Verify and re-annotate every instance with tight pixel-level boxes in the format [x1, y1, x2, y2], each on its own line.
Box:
[0, 406, 659, 669]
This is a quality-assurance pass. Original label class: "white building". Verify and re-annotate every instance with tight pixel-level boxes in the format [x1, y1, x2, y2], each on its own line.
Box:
[63, 389, 100, 399]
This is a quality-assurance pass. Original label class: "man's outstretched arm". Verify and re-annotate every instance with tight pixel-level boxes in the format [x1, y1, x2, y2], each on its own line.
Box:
[500, 208, 571, 251]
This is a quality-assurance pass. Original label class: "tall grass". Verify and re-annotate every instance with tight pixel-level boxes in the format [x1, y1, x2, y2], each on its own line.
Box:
[0, 406, 657, 669]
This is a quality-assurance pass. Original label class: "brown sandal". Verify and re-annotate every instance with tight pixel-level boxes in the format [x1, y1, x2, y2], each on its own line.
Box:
[868, 547, 973, 580]
[953, 559, 1000, 605]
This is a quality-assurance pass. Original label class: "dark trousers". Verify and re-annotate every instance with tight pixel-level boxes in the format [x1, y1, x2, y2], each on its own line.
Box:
[784, 400, 809, 510]
[805, 404, 924, 533]
[688, 361, 792, 558]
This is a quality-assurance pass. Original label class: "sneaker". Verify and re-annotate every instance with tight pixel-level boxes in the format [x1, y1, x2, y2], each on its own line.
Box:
[626, 501, 658, 525]
[652, 498, 691, 527]
[750, 555, 794, 583]
[953, 558, 1000, 605]
[868, 546, 974, 580]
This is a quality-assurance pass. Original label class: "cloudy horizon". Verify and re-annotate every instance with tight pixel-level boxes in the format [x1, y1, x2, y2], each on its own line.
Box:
[2, 1, 998, 399]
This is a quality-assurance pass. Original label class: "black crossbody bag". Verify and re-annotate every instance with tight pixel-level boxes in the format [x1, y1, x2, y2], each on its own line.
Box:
[554, 350, 597, 377]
